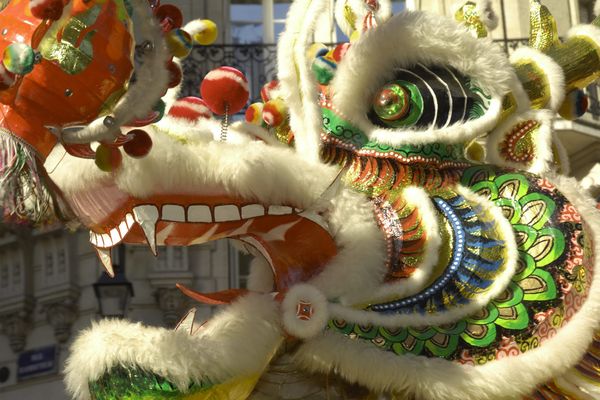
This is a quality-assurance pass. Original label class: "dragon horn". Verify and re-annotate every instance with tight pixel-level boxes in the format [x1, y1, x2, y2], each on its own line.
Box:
[504, 0, 600, 116]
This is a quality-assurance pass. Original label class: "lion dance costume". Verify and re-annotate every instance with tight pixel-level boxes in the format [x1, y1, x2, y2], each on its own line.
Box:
[1, 0, 600, 398]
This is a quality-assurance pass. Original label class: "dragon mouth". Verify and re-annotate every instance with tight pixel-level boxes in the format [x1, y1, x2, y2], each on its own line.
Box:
[68, 186, 338, 296]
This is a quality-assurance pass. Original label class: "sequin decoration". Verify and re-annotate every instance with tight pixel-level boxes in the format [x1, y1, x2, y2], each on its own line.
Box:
[328, 166, 590, 362]
[498, 120, 539, 165]
[454, 2, 488, 38]
[38, 0, 132, 75]
[89, 366, 213, 399]
[369, 191, 508, 315]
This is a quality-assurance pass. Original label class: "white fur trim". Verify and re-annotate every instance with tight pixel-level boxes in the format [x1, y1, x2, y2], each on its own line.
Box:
[567, 24, 600, 49]
[282, 284, 329, 339]
[295, 175, 600, 400]
[308, 187, 387, 305]
[369, 187, 441, 301]
[277, 0, 325, 164]
[327, 185, 518, 328]
[580, 163, 600, 191]
[510, 47, 566, 111]
[49, 121, 338, 211]
[61, 0, 170, 144]
[246, 254, 276, 292]
[65, 293, 283, 400]
[486, 109, 556, 174]
[331, 11, 511, 146]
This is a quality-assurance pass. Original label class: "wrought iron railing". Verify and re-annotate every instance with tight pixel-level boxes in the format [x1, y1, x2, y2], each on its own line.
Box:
[180, 38, 600, 118]
[181, 44, 278, 104]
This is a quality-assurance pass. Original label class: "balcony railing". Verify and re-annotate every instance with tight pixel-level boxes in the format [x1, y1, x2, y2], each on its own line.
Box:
[180, 38, 600, 118]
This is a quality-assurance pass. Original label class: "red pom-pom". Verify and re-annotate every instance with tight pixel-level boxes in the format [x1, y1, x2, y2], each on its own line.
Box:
[155, 4, 183, 32]
[200, 67, 249, 115]
[262, 98, 287, 127]
[95, 144, 122, 172]
[30, 0, 64, 21]
[168, 96, 213, 121]
[167, 60, 182, 88]
[332, 43, 351, 62]
[123, 129, 153, 158]
[260, 80, 279, 102]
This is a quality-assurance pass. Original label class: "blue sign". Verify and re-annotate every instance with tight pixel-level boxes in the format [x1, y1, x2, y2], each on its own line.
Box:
[17, 346, 57, 381]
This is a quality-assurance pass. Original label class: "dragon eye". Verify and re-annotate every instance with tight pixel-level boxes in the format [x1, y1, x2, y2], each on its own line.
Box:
[369, 65, 490, 130]
[372, 81, 423, 127]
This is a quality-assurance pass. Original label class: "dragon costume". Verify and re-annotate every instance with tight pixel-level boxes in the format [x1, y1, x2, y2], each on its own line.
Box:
[1, 0, 600, 398]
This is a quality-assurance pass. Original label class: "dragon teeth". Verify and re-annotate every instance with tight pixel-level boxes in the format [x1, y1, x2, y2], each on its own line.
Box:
[90, 203, 299, 253]
[241, 204, 265, 219]
[94, 246, 114, 277]
[268, 205, 293, 215]
[188, 205, 212, 222]
[162, 204, 186, 222]
[214, 205, 241, 222]
[133, 205, 159, 256]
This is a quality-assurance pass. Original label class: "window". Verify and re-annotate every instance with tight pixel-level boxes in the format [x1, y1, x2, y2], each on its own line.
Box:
[155, 247, 189, 272]
[230, 0, 293, 44]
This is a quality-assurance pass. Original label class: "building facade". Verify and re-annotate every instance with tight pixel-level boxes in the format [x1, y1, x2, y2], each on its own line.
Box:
[1, 1, 600, 399]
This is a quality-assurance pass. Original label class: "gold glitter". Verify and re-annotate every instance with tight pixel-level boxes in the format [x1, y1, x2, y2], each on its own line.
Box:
[514, 59, 551, 110]
[455, 2, 488, 38]
[529, 0, 559, 52]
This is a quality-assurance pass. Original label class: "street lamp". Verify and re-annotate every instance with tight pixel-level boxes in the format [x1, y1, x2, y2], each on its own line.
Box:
[93, 246, 134, 318]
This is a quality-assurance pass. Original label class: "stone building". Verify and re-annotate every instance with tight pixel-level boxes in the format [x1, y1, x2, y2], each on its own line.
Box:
[0, 1, 599, 399]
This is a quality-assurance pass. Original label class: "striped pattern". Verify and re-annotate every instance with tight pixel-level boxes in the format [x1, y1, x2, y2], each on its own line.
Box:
[369, 64, 489, 129]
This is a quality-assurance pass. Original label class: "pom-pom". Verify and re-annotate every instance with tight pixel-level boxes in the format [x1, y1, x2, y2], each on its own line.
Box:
[123, 129, 153, 158]
[306, 43, 328, 63]
[245, 102, 264, 125]
[559, 89, 589, 121]
[184, 19, 218, 45]
[168, 96, 213, 121]
[30, 0, 64, 21]
[262, 98, 288, 127]
[200, 67, 249, 115]
[282, 284, 329, 339]
[155, 4, 183, 32]
[95, 144, 122, 172]
[166, 60, 182, 88]
[312, 54, 337, 85]
[0, 63, 16, 90]
[3, 43, 35, 75]
[260, 80, 279, 102]
[332, 43, 351, 62]
[165, 28, 193, 58]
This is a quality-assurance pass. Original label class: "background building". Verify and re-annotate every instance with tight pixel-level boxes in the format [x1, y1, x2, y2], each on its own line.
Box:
[1, 1, 599, 399]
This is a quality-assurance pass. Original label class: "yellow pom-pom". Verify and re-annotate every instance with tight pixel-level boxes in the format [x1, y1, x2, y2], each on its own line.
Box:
[192, 20, 218, 45]
[165, 28, 193, 58]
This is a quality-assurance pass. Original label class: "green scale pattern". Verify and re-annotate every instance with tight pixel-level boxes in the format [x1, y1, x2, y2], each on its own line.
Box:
[328, 165, 580, 361]
[89, 366, 213, 400]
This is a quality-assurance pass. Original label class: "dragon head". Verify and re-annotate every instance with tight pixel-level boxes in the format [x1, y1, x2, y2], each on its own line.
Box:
[3, 0, 600, 399]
